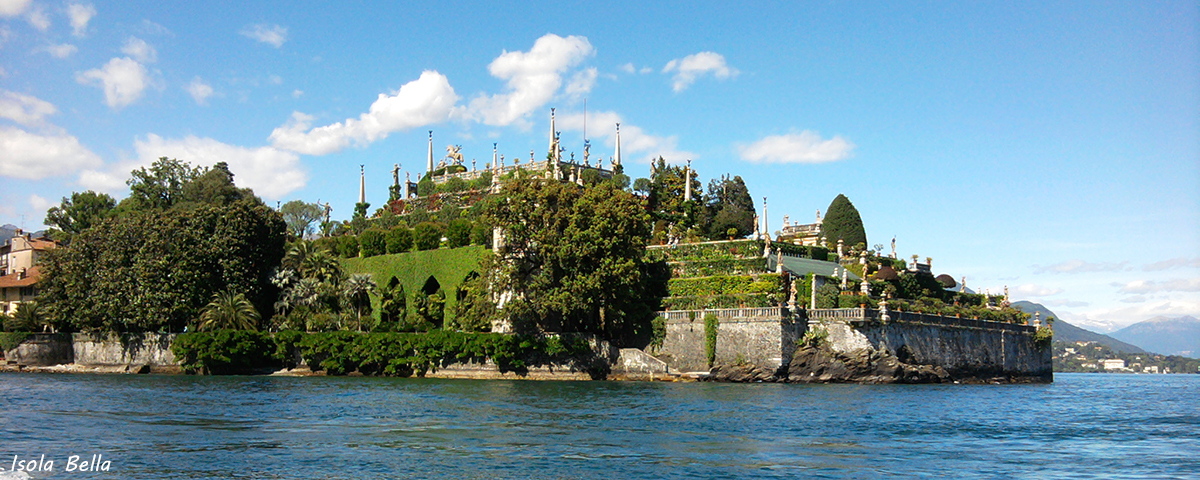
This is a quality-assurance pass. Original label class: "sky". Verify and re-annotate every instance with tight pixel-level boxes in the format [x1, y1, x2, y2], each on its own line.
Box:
[0, 1, 1196, 331]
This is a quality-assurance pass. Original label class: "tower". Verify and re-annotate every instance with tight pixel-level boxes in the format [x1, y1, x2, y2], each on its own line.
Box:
[426, 131, 434, 174]
[492, 143, 498, 171]
[549, 108, 556, 158]
[684, 159, 692, 202]
[358, 165, 366, 204]
[613, 123, 622, 167]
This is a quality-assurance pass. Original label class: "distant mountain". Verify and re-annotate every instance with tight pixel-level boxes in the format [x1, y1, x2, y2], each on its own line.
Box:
[1012, 301, 1145, 354]
[1111, 316, 1200, 357]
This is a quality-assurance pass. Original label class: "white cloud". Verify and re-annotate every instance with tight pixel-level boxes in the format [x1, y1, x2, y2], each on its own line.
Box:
[0, 89, 56, 126]
[28, 193, 53, 213]
[185, 77, 213, 105]
[121, 37, 156, 63]
[662, 51, 737, 92]
[269, 74, 282, 85]
[564, 67, 597, 100]
[292, 89, 303, 98]
[640, 66, 652, 74]
[42, 43, 77, 58]
[26, 5, 48, 31]
[1042, 299, 1090, 308]
[66, 3, 95, 37]
[1033, 259, 1130, 274]
[1121, 295, 1146, 304]
[0, 0, 31, 17]
[557, 110, 696, 164]
[135, 134, 305, 199]
[269, 70, 457, 155]
[1116, 278, 1200, 295]
[738, 131, 856, 164]
[75, 57, 151, 108]
[464, 34, 594, 127]
[240, 24, 287, 48]
[1014, 283, 1064, 297]
[619, 63, 635, 74]
[0, 126, 102, 179]
[1143, 257, 1200, 271]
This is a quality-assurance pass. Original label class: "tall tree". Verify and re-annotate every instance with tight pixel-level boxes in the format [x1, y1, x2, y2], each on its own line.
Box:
[822, 193, 867, 248]
[177, 162, 256, 208]
[703, 175, 756, 239]
[43, 190, 116, 241]
[123, 157, 204, 211]
[484, 171, 655, 341]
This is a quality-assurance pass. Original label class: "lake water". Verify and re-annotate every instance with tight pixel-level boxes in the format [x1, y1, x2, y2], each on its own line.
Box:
[0, 373, 1196, 479]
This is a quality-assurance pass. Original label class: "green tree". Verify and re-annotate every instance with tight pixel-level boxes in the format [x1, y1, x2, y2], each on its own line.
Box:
[8, 302, 48, 332]
[197, 290, 261, 331]
[122, 157, 204, 211]
[39, 200, 287, 333]
[377, 277, 407, 331]
[43, 190, 116, 241]
[177, 162, 256, 208]
[822, 194, 867, 248]
[703, 175, 756, 240]
[341, 274, 376, 331]
[280, 200, 325, 238]
[483, 172, 655, 341]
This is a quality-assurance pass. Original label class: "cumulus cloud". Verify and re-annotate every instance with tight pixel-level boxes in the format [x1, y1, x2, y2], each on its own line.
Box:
[292, 89, 303, 98]
[185, 77, 213, 105]
[0, 89, 57, 126]
[0, 0, 32, 17]
[564, 67, 597, 100]
[557, 110, 696, 164]
[75, 57, 151, 108]
[240, 23, 287, 48]
[42, 43, 77, 58]
[619, 63, 635, 74]
[66, 3, 95, 37]
[0, 126, 102, 179]
[1033, 259, 1130, 274]
[28, 193, 53, 213]
[1014, 284, 1064, 297]
[662, 51, 737, 92]
[738, 131, 855, 164]
[1115, 278, 1200, 295]
[270, 70, 457, 155]
[1143, 257, 1200, 272]
[464, 34, 594, 127]
[120, 37, 156, 63]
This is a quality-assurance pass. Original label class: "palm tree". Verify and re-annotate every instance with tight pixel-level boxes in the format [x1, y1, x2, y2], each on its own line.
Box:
[7, 301, 48, 332]
[197, 290, 261, 331]
[341, 274, 376, 331]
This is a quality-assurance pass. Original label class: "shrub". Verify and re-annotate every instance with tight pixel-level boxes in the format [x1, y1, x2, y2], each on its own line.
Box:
[386, 226, 414, 254]
[470, 222, 490, 247]
[358, 229, 387, 257]
[336, 235, 359, 258]
[413, 222, 444, 251]
[800, 327, 827, 347]
[446, 219, 472, 248]
[172, 330, 280, 374]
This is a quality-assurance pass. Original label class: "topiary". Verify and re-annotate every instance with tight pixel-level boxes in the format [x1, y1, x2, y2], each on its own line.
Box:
[821, 194, 867, 249]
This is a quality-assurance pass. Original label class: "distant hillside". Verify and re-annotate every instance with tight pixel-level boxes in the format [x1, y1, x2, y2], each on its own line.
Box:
[1012, 301, 1145, 354]
[1112, 316, 1200, 357]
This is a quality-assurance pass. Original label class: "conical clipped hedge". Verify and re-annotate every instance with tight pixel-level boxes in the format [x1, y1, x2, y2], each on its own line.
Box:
[822, 194, 866, 248]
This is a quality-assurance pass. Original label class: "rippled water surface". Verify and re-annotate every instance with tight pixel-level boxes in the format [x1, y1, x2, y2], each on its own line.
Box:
[1, 373, 1197, 479]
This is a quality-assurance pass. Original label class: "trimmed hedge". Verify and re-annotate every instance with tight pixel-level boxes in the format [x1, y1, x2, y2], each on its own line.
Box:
[667, 274, 782, 297]
[668, 257, 768, 277]
[646, 240, 761, 263]
[661, 293, 775, 310]
[170, 330, 594, 376]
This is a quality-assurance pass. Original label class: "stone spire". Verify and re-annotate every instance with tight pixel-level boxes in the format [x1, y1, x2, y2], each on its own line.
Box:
[684, 159, 692, 202]
[358, 164, 366, 204]
[426, 131, 434, 173]
[613, 123, 622, 167]
[492, 143, 498, 171]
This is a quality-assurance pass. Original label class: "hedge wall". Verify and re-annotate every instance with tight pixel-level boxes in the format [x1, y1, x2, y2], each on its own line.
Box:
[341, 246, 490, 326]
[667, 274, 783, 297]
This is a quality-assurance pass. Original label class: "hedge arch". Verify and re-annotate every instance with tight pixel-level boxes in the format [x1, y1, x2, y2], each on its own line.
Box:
[341, 245, 490, 327]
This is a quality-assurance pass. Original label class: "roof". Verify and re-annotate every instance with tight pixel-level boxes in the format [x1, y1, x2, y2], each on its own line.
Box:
[0, 266, 42, 288]
[768, 255, 862, 281]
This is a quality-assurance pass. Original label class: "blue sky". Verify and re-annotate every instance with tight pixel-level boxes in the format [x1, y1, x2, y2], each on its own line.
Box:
[1, 1, 1196, 330]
